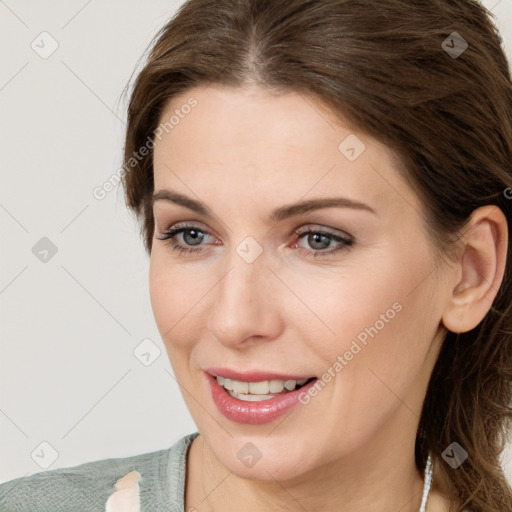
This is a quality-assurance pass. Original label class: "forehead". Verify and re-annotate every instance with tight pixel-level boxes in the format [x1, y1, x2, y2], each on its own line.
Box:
[152, 84, 421, 217]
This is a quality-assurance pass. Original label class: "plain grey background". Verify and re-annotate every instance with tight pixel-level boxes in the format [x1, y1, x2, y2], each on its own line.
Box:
[1, 0, 511, 485]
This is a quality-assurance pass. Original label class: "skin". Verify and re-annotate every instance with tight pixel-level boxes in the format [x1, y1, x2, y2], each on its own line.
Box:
[149, 84, 508, 512]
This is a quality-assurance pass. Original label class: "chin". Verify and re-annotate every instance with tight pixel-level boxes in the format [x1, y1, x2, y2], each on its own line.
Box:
[207, 432, 318, 481]
[228, 453, 311, 482]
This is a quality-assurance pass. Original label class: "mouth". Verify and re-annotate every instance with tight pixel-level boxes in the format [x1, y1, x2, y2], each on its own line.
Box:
[215, 375, 317, 402]
[204, 368, 319, 424]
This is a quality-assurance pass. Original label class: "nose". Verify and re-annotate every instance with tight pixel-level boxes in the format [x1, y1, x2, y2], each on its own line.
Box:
[206, 246, 283, 348]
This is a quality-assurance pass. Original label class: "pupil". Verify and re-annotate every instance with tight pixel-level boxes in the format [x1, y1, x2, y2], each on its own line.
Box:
[309, 233, 328, 250]
[185, 229, 203, 245]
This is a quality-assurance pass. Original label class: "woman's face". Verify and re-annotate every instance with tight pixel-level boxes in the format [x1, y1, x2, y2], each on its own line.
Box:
[150, 84, 452, 480]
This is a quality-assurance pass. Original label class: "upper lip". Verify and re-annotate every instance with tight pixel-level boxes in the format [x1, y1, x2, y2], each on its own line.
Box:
[205, 367, 316, 382]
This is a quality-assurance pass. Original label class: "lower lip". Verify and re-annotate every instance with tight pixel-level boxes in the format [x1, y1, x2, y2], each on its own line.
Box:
[206, 373, 317, 425]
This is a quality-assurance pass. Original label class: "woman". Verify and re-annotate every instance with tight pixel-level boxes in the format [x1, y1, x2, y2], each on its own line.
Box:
[1, 0, 511, 511]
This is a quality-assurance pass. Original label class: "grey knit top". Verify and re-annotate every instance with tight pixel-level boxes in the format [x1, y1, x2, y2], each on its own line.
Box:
[0, 432, 199, 512]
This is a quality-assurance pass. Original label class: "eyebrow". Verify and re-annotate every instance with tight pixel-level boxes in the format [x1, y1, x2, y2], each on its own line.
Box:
[152, 189, 376, 221]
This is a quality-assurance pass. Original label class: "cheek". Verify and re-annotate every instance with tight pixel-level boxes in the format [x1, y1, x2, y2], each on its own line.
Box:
[282, 255, 438, 448]
[148, 252, 205, 352]
[308, 249, 438, 399]
[284, 244, 436, 367]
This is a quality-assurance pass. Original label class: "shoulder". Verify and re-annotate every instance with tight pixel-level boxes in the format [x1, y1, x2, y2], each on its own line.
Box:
[0, 432, 198, 512]
[0, 450, 167, 512]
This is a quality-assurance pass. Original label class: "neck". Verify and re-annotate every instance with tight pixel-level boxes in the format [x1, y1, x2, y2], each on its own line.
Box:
[188, 430, 427, 512]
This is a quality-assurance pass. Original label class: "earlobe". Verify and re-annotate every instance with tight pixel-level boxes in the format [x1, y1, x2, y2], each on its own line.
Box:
[441, 205, 508, 334]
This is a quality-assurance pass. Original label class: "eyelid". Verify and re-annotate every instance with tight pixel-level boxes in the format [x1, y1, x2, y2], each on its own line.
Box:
[157, 220, 212, 238]
[157, 218, 205, 230]
[294, 224, 353, 240]
[156, 222, 216, 244]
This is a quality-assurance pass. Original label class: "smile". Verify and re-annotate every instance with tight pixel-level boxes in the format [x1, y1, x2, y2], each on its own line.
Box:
[205, 370, 318, 424]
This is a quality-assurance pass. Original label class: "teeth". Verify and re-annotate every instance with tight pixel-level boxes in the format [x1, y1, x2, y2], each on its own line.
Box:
[216, 376, 311, 395]
[284, 379, 296, 391]
[227, 390, 276, 401]
[231, 380, 248, 393]
[249, 381, 269, 394]
[269, 380, 284, 393]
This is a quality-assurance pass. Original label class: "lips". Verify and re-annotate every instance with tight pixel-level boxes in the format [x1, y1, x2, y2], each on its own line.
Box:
[205, 367, 315, 382]
[204, 369, 318, 425]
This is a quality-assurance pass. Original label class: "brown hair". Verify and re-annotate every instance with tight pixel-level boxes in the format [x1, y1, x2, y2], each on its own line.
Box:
[120, 1, 512, 510]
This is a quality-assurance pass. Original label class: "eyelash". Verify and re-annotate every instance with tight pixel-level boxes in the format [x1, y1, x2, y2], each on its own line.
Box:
[156, 223, 354, 258]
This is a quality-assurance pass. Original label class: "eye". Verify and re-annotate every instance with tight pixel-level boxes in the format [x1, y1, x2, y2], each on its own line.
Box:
[156, 223, 354, 258]
[156, 223, 215, 255]
[293, 226, 354, 257]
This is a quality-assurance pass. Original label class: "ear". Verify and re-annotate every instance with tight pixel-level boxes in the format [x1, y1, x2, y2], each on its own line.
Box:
[442, 205, 508, 333]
